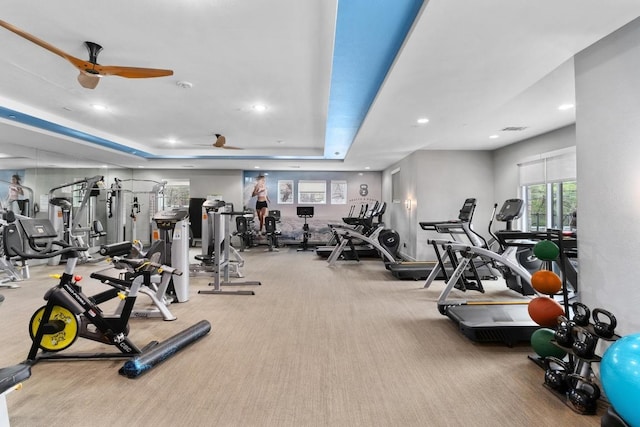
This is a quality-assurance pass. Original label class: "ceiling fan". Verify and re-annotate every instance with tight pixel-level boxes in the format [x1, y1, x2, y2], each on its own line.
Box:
[0, 19, 173, 89]
[213, 134, 243, 150]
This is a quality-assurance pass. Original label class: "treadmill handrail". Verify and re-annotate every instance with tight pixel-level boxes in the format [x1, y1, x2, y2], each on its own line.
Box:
[426, 240, 534, 306]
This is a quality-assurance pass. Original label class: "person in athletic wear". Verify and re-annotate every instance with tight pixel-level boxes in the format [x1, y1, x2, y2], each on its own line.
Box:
[252, 175, 270, 233]
[8, 174, 25, 215]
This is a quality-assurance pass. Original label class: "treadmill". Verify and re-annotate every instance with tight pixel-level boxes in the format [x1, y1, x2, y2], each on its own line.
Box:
[386, 198, 491, 281]
[315, 202, 387, 259]
[434, 200, 570, 346]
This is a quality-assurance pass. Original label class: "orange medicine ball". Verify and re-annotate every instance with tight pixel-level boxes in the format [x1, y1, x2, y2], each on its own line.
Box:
[531, 270, 563, 295]
[528, 296, 564, 327]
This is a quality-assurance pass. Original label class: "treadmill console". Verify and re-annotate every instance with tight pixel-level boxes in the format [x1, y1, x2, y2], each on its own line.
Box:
[496, 199, 524, 222]
[458, 198, 477, 222]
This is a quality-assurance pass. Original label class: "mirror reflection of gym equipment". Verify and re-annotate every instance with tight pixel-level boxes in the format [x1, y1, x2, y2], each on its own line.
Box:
[198, 202, 261, 296]
[297, 206, 314, 251]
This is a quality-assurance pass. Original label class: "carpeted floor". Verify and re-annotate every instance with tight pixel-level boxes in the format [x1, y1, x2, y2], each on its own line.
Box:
[0, 247, 601, 426]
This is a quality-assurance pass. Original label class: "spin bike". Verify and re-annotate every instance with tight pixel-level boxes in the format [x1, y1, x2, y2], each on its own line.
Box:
[3, 217, 210, 378]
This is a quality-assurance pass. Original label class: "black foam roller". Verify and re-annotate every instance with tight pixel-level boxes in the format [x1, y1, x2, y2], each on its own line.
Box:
[99, 241, 133, 256]
[119, 320, 211, 378]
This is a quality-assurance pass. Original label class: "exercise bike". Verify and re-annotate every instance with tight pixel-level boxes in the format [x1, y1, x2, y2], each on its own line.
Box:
[3, 217, 210, 378]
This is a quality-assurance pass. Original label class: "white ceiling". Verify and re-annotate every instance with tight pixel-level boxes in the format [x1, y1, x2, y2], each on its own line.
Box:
[1, 1, 640, 171]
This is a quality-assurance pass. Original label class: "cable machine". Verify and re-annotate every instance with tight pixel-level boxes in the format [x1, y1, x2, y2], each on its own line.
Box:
[106, 178, 166, 246]
[47, 175, 106, 265]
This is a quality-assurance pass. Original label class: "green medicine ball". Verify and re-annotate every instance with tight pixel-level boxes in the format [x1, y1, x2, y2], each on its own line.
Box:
[533, 240, 559, 261]
[531, 328, 567, 359]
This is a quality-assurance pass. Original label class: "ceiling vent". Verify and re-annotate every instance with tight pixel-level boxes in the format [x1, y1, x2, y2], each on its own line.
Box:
[501, 126, 528, 131]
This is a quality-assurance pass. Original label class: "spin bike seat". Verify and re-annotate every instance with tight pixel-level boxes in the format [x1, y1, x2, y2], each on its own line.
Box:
[0, 364, 31, 394]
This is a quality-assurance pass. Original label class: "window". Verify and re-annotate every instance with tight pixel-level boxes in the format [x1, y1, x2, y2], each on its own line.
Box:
[519, 148, 576, 232]
[159, 179, 190, 209]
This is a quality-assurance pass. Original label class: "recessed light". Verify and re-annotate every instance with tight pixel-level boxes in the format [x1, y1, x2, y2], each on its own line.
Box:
[364, 166, 371, 170]
[416, 117, 429, 124]
[558, 103, 574, 111]
[489, 134, 499, 139]
[90, 104, 108, 111]
[254, 166, 261, 169]
[167, 138, 178, 144]
[252, 104, 267, 112]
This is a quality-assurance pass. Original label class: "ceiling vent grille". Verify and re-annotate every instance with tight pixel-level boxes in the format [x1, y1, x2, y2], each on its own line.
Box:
[501, 126, 528, 131]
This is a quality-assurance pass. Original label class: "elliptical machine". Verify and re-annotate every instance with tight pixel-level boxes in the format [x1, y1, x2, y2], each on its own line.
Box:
[488, 199, 540, 295]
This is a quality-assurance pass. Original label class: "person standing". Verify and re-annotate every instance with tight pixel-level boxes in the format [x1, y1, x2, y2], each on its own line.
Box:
[252, 175, 270, 233]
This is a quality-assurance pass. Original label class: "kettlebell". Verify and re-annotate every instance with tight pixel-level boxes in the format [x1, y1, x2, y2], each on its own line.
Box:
[554, 316, 574, 347]
[592, 308, 617, 339]
[567, 374, 601, 414]
[543, 356, 570, 393]
[571, 302, 590, 327]
[571, 328, 598, 359]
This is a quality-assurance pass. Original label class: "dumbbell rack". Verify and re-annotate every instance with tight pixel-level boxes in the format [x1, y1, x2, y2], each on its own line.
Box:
[527, 231, 619, 416]
[545, 322, 620, 415]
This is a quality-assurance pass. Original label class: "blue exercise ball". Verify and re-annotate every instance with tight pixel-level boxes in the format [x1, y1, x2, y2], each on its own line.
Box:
[601, 333, 640, 426]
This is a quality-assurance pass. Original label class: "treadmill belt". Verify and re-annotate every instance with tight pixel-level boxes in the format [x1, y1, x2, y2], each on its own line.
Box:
[445, 304, 539, 346]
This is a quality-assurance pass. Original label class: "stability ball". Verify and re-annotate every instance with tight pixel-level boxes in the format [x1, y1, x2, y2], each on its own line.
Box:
[528, 297, 564, 327]
[531, 270, 562, 295]
[601, 333, 640, 426]
[533, 240, 559, 261]
[530, 328, 567, 359]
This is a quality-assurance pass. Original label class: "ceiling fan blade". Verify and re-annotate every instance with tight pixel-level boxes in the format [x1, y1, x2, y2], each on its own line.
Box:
[77, 72, 100, 89]
[96, 65, 174, 79]
[222, 146, 244, 150]
[0, 19, 84, 66]
[0, 20, 173, 86]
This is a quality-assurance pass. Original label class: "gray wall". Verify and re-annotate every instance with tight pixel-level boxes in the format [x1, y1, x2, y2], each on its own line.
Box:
[574, 17, 640, 335]
[384, 150, 494, 261]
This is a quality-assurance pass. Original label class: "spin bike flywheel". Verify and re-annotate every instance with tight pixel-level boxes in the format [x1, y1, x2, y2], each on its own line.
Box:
[29, 305, 80, 352]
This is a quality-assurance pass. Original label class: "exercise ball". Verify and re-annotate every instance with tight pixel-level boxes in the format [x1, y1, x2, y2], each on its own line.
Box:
[533, 240, 559, 261]
[528, 297, 564, 327]
[530, 328, 567, 359]
[601, 334, 640, 426]
[531, 270, 562, 295]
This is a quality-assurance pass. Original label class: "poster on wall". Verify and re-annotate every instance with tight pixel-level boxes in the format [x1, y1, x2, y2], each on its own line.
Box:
[278, 180, 294, 204]
[298, 180, 326, 204]
[331, 180, 347, 204]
